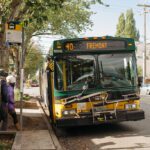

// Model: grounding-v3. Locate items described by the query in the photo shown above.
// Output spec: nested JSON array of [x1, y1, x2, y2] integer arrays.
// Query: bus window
[[55, 55, 95, 91]]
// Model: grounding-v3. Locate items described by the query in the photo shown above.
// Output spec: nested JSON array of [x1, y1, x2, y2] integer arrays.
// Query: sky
[[33, 0, 150, 53], [85, 0, 150, 38]]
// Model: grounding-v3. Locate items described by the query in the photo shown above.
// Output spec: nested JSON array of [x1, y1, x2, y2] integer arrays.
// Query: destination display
[[64, 40, 126, 51]]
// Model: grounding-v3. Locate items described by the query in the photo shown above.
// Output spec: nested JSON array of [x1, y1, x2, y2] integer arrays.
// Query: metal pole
[[20, 26, 24, 131], [143, 7, 147, 84]]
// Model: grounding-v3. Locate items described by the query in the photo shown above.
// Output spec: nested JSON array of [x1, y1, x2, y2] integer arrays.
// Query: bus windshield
[[98, 53, 137, 88], [54, 53, 137, 91]]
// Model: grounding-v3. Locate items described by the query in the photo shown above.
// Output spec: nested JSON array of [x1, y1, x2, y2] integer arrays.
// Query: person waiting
[[0, 69, 8, 131], [6, 75, 20, 130]]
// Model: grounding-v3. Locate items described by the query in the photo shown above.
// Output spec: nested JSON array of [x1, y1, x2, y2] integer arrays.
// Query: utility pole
[[137, 4, 150, 84]]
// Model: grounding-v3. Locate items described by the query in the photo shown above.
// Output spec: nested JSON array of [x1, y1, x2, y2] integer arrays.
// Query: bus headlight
[[70, 110, 76, 115], [63, 110, 69, 115], [62, 109, 76, 116], [125, 104, 137, 110]]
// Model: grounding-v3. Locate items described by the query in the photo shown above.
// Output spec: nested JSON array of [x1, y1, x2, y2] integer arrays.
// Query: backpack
[[0, 79, 8, 104], [0, 79, 2, 105], [0, 79, 7, 121], [0, 79, 2, 121]]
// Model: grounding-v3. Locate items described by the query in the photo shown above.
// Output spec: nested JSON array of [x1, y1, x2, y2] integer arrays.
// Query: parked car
[[140, 84, 150, 95], [31, 80, 39, 87]]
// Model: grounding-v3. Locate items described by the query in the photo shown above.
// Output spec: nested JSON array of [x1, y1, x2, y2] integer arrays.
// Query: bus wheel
[[53, 125, 67, 137]]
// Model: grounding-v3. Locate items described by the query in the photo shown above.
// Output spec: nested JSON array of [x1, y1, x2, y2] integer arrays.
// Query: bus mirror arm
[[64, 83, 88, 105], [64, 91, 108, 106], [81, 82, 88, 95]]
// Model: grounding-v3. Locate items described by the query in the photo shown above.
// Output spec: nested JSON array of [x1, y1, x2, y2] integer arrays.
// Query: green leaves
[[116, 13, 125, 37], [24, 46, 44, 78], [116, 9, 140, 41], [124, 9, 137, 39], [0, 0, 104, 38]]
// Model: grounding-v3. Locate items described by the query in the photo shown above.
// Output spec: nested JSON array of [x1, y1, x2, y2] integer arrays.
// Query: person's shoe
[[15, 123, 20, 131]]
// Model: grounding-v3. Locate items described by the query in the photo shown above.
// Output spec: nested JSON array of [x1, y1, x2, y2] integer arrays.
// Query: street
[[24, 87, 40, 97], [59, 95, 150, 150]]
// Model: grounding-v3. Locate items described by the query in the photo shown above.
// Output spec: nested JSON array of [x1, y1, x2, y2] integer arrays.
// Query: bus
[[40, 36, 145, 127]]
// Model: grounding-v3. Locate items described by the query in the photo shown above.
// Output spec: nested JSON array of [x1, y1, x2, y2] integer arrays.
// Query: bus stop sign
[[5, 21, 22, 44]]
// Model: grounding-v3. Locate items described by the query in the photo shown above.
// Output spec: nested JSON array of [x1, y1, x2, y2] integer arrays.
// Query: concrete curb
[[0, 131, 16, 134]]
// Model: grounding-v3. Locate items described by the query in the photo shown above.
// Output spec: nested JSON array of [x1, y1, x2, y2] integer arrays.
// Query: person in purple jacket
[[0, 69, 8, 131], [6, 75, 20, 130]]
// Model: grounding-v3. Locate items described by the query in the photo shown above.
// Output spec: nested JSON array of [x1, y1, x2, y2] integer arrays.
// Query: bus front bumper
[[55, 110, 145, 127]]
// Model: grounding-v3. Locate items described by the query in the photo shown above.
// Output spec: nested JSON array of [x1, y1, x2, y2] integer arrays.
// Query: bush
[[14, 88, 20, 101]]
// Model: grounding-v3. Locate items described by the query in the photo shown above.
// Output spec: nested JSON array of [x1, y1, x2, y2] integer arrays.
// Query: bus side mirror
[[138, 76, 142, 87], [48, 61, 54, 72], [46, 56, 54, 72]]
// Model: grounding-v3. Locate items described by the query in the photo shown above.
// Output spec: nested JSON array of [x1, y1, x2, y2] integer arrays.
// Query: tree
[[0, 0, 103, 38], [0, 0, 103, 69], [137, 66, 142, 76], [124, 9, 139, 40], [0, 0, 103, 87], [116, 9, 140, 41], [24, 46, 44, 79], [116, 13, 125, 37]]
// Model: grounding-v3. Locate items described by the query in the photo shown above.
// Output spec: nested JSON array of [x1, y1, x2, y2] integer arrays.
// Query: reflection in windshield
[[98, 53, 136, 88], [54, 53, 137, 91], [54, 55, 95, 91]]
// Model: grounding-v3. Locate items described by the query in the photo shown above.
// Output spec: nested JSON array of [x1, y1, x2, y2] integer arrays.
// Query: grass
[[14, 88, 31, 101], [14, 88, 20, 101], [23, 94, 31, 100], [0, 134, 15, 150]]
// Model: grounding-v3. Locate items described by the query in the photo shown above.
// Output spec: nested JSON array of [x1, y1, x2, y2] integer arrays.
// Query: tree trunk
[[0, 33, 9, 71], [15, 48, 20, 88], [9, 46, 21, 88]]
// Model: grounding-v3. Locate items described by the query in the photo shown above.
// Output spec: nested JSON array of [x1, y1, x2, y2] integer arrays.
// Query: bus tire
[[53, 125, 67, 137]]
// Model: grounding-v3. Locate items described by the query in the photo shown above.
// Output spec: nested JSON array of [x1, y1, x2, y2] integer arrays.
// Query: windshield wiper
[[56, 62, 63, 75], [100, 61, 104, 80], [122, 93, 140, 100]]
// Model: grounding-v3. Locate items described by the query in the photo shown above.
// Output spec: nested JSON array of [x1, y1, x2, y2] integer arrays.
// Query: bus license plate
[[77, 103, 86, 111]]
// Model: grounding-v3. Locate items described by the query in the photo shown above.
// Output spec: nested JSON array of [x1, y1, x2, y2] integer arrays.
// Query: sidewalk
[[12, 130, 56, 150], [11, 101, 62, 150]]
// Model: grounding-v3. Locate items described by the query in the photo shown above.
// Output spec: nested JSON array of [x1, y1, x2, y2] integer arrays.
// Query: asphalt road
[[24, 87, 40, 97], [59, 95, 150, 150]]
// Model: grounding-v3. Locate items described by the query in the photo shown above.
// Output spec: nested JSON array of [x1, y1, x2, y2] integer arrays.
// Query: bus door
[[47, 60, 55, 122]]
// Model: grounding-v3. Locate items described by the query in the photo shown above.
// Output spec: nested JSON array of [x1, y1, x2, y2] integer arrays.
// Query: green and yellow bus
[[40, 36, 145, 127]]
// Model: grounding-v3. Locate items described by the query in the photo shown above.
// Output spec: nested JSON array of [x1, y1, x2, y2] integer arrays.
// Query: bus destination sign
[[64, 40, 126, 51]]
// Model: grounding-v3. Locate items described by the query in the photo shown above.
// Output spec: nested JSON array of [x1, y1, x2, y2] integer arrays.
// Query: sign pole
[[20, 26, 24, 131]]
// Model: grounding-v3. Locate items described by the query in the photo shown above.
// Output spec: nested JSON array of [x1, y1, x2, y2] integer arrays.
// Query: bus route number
[[65, 43, 74, 51]]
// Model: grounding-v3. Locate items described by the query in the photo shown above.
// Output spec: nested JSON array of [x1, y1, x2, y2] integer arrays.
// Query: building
[[136, 42, 150, 78]]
